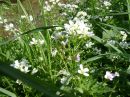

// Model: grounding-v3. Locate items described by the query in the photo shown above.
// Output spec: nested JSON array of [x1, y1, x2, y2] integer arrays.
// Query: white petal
[[79, 64, 83, 70], [84, 68, 89, 72], [78, 70, 82, 74], [83, 73, 89, 76]]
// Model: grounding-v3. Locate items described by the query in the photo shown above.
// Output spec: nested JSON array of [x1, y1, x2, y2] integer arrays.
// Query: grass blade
[[0, 87, 16, 97], [0, 63, 58, 97]]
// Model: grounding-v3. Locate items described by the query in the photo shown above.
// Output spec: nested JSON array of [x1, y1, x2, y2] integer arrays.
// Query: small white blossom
[[30, 38, 44, 45], [120, 31, 127, 41], [61, 39, 68, 46], [51, 48, 58, 57], [119, 41, 129, 49], [85, 41, 94, 48], [58, 69, 70, 76], [107, 40, 116, 45], [30, 38, 38, 45], [103, 1, 111, 6], [4, 23, 14, 31], [29, 15, 33, 21], [44, 1, 52, 12], [16, 79, 22, 85], [78, 64, 89, 76], [60, 76, 67, 84], [75, 53, 80, 62], [104, 71, 119, 81], [10, 59, 31, 73], [39, 39, 45, 45]]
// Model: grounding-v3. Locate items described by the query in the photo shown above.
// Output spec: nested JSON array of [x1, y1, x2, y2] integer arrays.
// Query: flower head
[[104, 71, 119, 81], [78, 64, 89, 76]]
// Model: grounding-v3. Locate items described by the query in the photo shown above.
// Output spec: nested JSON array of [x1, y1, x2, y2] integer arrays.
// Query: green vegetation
[[0, 0, 130, 97]]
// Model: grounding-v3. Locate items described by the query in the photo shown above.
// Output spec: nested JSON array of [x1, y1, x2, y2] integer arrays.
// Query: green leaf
[[105, 43, 123, 54], [82, 55, 103, 64], [127, 65, 130, 74], [0, 63, 58, 97], [91, 36, 103, 43], [0, 87, 16, 97]]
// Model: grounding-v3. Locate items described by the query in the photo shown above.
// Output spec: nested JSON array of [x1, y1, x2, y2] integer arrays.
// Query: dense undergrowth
[[0, 0, 130, 97]]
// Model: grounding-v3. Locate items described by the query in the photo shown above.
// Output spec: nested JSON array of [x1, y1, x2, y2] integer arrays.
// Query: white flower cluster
[[0, 16, 7, 24], [120, 31, 127, 41], [107, 40, 116, 45], [103, 1, 111, 7], [85, 41, 94, 48], [4, 23, 15, 31], [64, 19, 94, 37], [64, 11, 94, 37], [10, 59, 38, 74], [44, 0, 60, 12], [58, 69, 70, 84], [21, 15, 33, 21], [51, 48, 58, 57], [58, 3, 78, 12], [10, 59, 38, 84], [119, 41, 129, 49], [30, 38, 44, 45], [104, 71, 119, 81]]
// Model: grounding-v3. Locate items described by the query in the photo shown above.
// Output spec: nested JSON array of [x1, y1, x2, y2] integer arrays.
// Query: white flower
[[104, 71, 115, 81], [64, 19, 94, 37], [30, 38, 38, 45], [61, 39, 68, 46], [30, 38, 44, 45], [120, 31, 127, 41], [39, 39, 44, 45], [10, 60, 20, 69], [16, 79, 22, 85], [115, 72, 120, 77], [78, 64, 89, 76], [4, 23, 14, 31], [44, 1, 52, 12], [103, 1, 111, 6], [93, 47, 101, 54], [29, 15, 33, 21], [51, 48, 58, 57], [60, 76, 67, 84], [85, 41, 94, 48], [10, 59, 31, 73], [119, 41, 129, 49], [107, 40, 116, 45], [58, 69, 70, 76], [75, 53, 80, 62], [104, 71, 119, 81]]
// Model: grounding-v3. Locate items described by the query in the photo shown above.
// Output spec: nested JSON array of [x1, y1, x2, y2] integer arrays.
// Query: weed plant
[[0, 0, 130, 97]]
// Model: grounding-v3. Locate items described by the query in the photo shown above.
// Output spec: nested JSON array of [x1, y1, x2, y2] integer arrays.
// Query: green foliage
[[0, 0, 130, 97]]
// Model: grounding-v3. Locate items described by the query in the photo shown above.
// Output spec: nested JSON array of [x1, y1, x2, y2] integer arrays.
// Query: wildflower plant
[[0, 0, 130, 97]]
